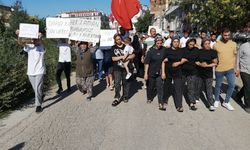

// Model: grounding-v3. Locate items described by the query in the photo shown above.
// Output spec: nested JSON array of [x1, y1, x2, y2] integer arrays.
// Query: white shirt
[[180, 37, 189, 48], [163, 38, 172, 48], [24, 44, 46, 76], [58, 43, 71, 62], [95, 48, 104, 59], [124, 44, 134, 55], [210, 41, 216, 49]]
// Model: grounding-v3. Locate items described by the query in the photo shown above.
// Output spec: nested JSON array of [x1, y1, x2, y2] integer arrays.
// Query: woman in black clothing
[[111, 34, 135, 106], [196, 39, 218, 111], [162, 38, 186, 112], [144, 36, 167, 111], [131, 35, 141, 76], [182, 38, 200, 111]]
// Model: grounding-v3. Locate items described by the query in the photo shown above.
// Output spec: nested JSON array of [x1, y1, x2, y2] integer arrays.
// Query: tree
[[135, 11, 153, 33], [101, 14, 110, 29], [180, 0, 250, 32]]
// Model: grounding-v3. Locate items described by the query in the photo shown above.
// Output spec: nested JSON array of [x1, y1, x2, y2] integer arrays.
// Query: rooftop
[[62, 10, 100, 14]]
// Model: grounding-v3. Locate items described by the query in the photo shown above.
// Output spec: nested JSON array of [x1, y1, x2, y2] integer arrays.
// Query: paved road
[[0, 75, 249, 150]]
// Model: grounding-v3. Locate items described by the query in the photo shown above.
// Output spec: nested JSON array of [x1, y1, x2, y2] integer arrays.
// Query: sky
[[1, 0, 150, 17]]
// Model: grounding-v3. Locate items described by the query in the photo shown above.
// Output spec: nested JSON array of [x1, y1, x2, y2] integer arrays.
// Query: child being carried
[[123, 37, 136, 79]]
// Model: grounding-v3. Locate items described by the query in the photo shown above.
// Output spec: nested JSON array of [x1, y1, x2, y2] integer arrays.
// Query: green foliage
[[0, 28, 32, 110], [135, 11, 153, 33], [180, 0, 250, 31], [101, 15, 110, 29], [0, 1, 59, 111]]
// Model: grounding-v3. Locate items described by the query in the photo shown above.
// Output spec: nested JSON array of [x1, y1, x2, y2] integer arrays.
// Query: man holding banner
[[56, 39, 72, 94], [73, 41, 95, 101], [16, 24, 45, 113]]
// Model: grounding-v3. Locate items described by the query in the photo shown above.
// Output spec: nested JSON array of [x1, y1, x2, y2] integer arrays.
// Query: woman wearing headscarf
[[196, 39, 218, 111], [182, 38, 200, 111], [74, 41, 95, 101], [144, 36, 167, 111], [162, 37, 186, 112]]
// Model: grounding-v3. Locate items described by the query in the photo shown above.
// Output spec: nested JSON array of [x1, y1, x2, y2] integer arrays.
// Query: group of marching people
[[140, 25, 250, 113], [16, 21, 250, 114]]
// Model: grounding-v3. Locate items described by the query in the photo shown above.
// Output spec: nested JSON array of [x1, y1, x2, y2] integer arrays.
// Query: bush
[[0, 1, 59, 111], [0, 28, 60, 111]]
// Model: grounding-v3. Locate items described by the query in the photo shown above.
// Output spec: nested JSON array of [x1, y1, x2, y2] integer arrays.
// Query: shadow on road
[[92, 80, 106, 98], [128, 78, 143, 100], [8, 142, 25, 150], [43, 85, 77, 110]]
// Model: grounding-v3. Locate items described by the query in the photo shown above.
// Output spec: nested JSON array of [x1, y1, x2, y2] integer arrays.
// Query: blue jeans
[[215, 69, 235, 103], [95, 59, 103, 79]]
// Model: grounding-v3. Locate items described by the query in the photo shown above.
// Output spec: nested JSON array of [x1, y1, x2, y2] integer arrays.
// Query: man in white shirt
[[17, 31, 46, 113], [210, 33, 217, 48], [56, 39, 72, 94], [180, 30, 190, 48], [144, 28, 157, 51]]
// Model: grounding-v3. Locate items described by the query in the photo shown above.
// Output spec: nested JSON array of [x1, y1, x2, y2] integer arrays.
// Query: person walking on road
[[111, 34, 135, 106], [162, 38, 186, 112], [144, 36, 167, 111], [213, 28, 239, 111], [196, 39, 218, 111], [74, 41, 95, 101], [17, 31, 45, 113], [182, 38, 200, 111], [236, 22, 250, 113], [56, 39, 72, 94]]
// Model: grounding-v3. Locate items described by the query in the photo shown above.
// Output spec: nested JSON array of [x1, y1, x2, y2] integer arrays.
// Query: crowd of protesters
[[16, 21, 250, 114]]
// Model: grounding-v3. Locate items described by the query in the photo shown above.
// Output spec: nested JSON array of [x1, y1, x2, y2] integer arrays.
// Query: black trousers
[[113, 69, 131, 100], [185, 75, 201, 104], [238, 72, 250, 108], [56, 62, 71, 89], [147, 76, 165, 104], [164, 78, 183, 108], [197, 77, 214, 107]]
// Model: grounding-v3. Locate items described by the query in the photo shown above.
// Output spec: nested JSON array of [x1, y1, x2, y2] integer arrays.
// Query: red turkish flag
[[111, 0, 141, 30]]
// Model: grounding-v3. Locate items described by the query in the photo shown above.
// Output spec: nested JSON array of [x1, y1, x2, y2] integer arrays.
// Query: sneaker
[[209, 106, 216, 111], [106, 84, 110, 89], [125, 72, 132, 79], [196, 99, 200, 103], [35, 106, 43, 113], [214, 101, 220, 108], [56, 88, 63, 94], [110, 85, 114, 91], [222, 102, 235, 111]]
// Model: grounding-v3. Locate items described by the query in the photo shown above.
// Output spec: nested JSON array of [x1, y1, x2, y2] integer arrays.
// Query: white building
[[58, 10, 101, 20]]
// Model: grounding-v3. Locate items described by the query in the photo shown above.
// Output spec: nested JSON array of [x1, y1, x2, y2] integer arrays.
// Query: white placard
[[19, 23, 39, 39], [100, 30, 117, 47], [69, 18, 101, 43], [46, 18, 70, 38]]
